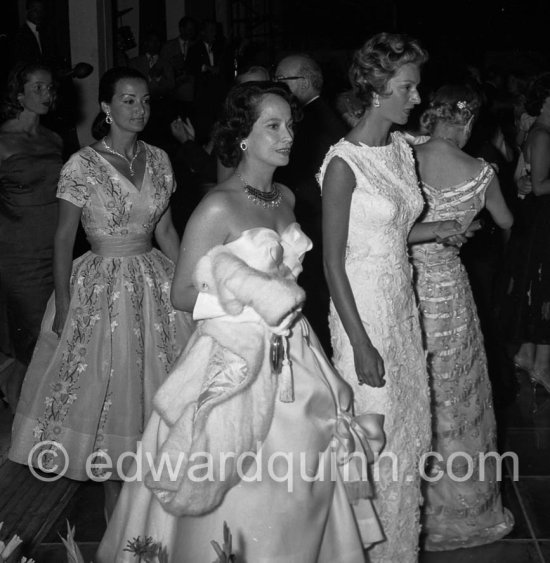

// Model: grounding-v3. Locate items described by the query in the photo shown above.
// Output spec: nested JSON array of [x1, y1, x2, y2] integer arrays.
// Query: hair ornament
[[456, 100, 468, 110]]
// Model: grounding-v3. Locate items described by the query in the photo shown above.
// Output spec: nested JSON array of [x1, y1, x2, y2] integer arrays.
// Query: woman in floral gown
[[412, 83, 514, 549], [9, 67, 193, 517], [319, 33, 471, 563]]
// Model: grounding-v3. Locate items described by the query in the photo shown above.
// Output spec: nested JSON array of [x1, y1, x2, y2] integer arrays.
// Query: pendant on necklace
[[102, 137, 141, 176]]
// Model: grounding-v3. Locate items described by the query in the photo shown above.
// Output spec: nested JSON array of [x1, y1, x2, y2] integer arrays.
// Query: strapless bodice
[[224, 222, 312, 279]]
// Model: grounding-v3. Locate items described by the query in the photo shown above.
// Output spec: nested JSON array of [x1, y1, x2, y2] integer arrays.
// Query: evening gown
[[96, 223, 385, 563], [318, 132, 431, 563], [0, 150, 62, 364], [9, 144, 193, 480], [411, 160, 514, 550], [501, 151, 550, 345]]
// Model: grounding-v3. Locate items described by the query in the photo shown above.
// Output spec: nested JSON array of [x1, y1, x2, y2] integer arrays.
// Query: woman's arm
[[530, 130, 550, 196], [408, 220, 468, 244], [52, 200, 82, 335], [154, 207, 180, 262], [485, 175, 514, 229], [322, 157, 384, 388], [170, 192, 230, 313]]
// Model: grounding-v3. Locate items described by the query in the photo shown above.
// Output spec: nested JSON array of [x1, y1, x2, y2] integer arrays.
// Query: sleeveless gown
[[318, 132, 431, 563], [96, 223, 385, 563], [0, 150, 62, 364], [9, 144, 194, 480], [410, 160, 514, 550]]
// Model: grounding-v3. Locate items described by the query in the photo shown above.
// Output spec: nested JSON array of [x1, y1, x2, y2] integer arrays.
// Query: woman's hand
[[271, 307, 302, 336], [434, 219, 481, 246], [52, 298, 69, 337], [353, 339, 385, 388], [517, 174, 532, 196], [170, 116, 195, 144]]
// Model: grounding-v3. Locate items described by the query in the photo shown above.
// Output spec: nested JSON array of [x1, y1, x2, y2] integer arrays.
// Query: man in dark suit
[[160, 16, 197, 117], [187, 20, 231, 143], [274, 53, 348, 356], [13, 0, 58, 67]]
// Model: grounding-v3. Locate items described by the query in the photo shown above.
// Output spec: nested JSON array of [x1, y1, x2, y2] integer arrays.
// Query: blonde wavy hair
[[350, 32, 428, 111]]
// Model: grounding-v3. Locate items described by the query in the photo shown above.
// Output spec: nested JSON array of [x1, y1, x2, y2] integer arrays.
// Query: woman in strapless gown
[[0, 63, 63, 410], [412, 83, 514, 550], [96, 81, 385, 563], [9, 68, 193, 517]]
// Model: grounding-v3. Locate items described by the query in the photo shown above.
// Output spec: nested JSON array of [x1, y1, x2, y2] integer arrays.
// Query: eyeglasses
[[274, 75, 304, 82], [28, 83, 55, 95]]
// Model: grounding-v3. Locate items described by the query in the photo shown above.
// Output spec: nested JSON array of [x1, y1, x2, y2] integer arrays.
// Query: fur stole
[[145, 244, 305, 515]]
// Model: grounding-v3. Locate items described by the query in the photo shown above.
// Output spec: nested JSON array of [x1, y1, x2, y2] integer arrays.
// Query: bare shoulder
[[426, 138, 481, 171], [277, 183, 295, 207], [188, 182, 239, 229]]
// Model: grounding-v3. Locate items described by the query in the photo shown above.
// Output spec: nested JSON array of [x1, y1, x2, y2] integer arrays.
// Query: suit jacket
[[13, 22, 57, 66], [277, 96, 347, 202], [129, 54, 175, 99], [186, 40, 229, 80], [160, 38, 195, 102], [275, 96, 346, 357]]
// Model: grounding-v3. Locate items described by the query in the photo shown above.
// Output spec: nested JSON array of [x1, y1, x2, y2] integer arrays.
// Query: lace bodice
[[319, 131, 425, 324], [319, 132, 423, 264]]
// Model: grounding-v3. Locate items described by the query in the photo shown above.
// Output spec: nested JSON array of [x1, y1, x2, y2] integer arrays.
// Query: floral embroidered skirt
[[9, 248, 194, 481]]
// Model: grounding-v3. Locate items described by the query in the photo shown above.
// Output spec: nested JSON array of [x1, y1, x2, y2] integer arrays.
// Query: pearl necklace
[[236, 172, 282, 208], [102, 137, 141, 176]]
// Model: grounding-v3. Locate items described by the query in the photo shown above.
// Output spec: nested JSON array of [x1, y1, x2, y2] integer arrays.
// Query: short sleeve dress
[[9, 143, 195, 480]]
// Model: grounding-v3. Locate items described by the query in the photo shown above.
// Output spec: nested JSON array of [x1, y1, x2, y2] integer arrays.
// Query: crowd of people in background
[[1, 1, 550, 562]]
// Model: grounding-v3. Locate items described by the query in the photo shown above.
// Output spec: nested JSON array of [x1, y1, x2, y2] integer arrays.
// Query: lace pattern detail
[[319, 132, 431, 562]]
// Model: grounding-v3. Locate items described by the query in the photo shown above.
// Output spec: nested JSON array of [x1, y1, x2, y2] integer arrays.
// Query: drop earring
[[372, 94, 380, 108], [105, 112, 113, 125], [240, 140, 248, 151]]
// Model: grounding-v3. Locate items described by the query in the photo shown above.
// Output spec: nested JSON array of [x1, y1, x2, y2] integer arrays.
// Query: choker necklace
[[102, 137, 141, 176], [236, 172, 282, 208]]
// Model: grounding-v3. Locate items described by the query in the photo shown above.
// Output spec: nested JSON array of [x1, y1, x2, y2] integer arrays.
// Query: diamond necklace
[[102, 137, 141, 176], [236, 172, 282, 208]]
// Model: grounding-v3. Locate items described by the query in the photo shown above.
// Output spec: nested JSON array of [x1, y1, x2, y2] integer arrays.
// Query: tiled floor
[[418, 371, 550, 563], [1, 370, 549, 562]]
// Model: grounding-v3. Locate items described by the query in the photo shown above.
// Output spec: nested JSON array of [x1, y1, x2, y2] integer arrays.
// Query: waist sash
[[88, 234, 153, 257]]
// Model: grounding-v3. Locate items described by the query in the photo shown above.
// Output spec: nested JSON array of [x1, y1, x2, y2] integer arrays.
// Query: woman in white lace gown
[[319, 33, 470, 562], [97, 82, 385, 563]]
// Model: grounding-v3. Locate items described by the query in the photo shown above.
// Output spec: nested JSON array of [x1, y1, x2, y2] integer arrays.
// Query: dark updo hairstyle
[[524, 72, 550, 117], [91, 66, 148, 140], [0, 62, 55, 122], [350, 32, 428, 111], [420, 83, 483, 135], [213, 81, 300, 168]]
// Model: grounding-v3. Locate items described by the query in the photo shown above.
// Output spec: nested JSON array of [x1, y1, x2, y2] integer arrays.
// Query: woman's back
[[415, 137, 484, 189]]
